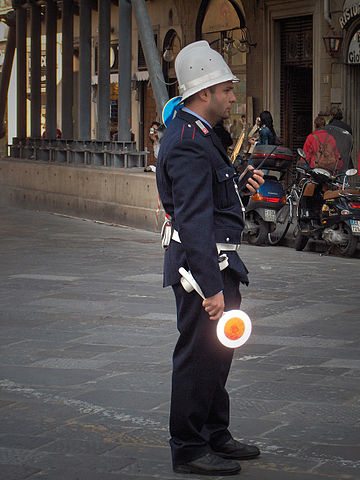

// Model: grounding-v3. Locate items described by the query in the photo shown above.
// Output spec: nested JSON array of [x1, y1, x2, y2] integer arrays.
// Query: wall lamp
[[163, 30, 181, 63], [163, 46, 175, 63], [223, 27, 257, 55], [323, 31, 343, 57]]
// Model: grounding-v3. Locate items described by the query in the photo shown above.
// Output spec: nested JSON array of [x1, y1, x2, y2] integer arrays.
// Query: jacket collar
[[176, 109, 231, 165], [176, 108, 206, 128]]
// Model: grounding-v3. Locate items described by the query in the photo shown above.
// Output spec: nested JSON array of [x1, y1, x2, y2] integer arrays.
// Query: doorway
[[280, 16, 313, 153]]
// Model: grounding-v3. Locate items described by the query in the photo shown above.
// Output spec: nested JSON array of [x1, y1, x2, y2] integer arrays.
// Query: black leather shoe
[[211, 438, 260, 460], [173, 453, 241, 476]]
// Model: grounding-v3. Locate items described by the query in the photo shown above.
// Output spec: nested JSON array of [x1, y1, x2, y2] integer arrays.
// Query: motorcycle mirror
[[345, 168, 358, 177], [297, 148, 306, 159]]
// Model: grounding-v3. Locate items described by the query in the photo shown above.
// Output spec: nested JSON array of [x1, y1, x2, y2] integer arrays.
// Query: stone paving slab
[[0, 434, 56, 451], [0, 465, 41, 480], [0, 205, 359, 480], [262, 401, 360, 426], [236, 380, 357, 403], [265, 422, 360, 446], [0, 366, 105, 387]]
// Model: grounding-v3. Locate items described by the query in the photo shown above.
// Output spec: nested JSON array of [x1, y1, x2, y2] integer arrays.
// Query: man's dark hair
[[314, 116, 325, 129], [259, 110, 277, 139], [330, 106, 343, 120]]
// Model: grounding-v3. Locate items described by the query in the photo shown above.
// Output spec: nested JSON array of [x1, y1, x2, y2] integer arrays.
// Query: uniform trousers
[[170, 267, 241, 466]]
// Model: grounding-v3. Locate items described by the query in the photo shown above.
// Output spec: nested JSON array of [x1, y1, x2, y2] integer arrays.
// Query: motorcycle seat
[[323, 189, 360, 200]]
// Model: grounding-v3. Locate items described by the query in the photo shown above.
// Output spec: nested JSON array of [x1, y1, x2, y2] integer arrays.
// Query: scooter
[[295, 150, 360, 256], [243, 145, 293, 245]]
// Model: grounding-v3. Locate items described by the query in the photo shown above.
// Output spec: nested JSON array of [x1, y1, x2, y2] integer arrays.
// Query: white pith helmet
[[175, 40, 239, 102]]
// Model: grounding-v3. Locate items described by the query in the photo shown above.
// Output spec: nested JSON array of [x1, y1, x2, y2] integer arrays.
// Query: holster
[[160, 217, 174, 249]]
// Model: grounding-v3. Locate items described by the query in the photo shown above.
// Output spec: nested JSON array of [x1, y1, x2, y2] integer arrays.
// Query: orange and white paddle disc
[[216, 310, 252, 349]]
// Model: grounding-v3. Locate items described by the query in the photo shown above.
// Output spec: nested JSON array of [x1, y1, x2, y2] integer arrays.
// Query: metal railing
[[8, 137, 148, 168]]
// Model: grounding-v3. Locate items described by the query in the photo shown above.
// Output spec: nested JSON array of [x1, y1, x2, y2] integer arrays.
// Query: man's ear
[[198, 88, 210, 102]]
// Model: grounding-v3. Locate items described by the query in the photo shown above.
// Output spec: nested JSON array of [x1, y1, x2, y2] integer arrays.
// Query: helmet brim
[[180, 74, 239, 102]]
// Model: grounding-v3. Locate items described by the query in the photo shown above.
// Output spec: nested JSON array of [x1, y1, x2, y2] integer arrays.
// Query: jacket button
[[225, 173, 229, 178], [226, 237, 230, 242]]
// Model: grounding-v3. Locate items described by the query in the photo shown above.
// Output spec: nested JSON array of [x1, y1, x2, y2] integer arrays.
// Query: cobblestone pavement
[[0, 205, 359, 480]]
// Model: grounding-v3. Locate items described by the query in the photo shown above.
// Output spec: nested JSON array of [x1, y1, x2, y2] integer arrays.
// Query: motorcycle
[[242, 144, 293, 245], [294, 150, 360, 256]]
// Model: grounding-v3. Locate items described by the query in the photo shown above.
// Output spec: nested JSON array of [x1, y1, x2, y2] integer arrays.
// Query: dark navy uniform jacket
[[156, 109, 248, 299]]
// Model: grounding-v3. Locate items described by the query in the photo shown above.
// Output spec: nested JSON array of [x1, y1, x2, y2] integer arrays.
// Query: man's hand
[[245, 167, 264, 194], [202, 291, 224, 321]]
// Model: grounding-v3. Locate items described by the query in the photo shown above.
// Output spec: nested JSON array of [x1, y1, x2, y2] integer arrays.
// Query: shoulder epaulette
[[179, 119, 211, 141], [195, 119, 210, 136], [180, 122, 197, 141]]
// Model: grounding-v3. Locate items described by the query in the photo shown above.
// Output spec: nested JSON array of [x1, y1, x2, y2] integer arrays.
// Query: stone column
[[15, 3, 27, 139], [30, 1, 41, 138], [118, 0, 132, 141], [79, 0, 92, 140], [45, 0, 57, 139], [97, 0, 111, 141], [61, 0, 74, 139], [0, 12, 16, 139]]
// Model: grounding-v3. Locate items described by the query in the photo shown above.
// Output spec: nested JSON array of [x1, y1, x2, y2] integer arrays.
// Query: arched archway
[[196, 0, 248, 142], [196, 0, 246, 39]]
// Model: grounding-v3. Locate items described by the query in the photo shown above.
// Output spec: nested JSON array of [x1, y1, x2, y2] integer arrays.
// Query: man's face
[[207, 81, 237, 124], [149, 124, 159, 140]]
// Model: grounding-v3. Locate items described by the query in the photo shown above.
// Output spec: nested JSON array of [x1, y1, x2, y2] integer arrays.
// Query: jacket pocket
[[214, 166, 236, 209]]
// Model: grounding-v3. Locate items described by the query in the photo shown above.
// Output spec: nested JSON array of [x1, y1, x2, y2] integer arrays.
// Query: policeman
[[156, 41, 264, 476]]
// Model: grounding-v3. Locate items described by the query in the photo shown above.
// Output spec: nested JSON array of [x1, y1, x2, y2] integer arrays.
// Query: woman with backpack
[[302, 116, 340, 172]]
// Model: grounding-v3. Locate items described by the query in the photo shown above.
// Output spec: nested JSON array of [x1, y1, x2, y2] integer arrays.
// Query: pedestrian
[[256, 110, 279, 145], [328, 105, 352, 135], [213, 119, 233, 151], [42, 127, 62, 139], [245, 116, 261, 154], [240, 114, 247, 129], [302, 115, 340, 170], [230, 118, 241, 141], [156, 40, 264, 476], [144, 121, 161, 172]]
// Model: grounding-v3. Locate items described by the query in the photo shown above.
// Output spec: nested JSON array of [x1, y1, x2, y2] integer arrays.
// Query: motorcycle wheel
[[294, 231, 309, 251], [337, 224, 358, 257], [247, 213, 269, 246]]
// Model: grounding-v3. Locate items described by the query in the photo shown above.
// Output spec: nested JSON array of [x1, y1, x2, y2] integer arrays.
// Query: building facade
[[0, 0, 358, 164], [132, 0, 359, 160]]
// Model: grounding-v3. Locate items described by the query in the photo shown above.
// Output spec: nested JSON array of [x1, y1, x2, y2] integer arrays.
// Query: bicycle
[[267, 176, 304, 245]]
